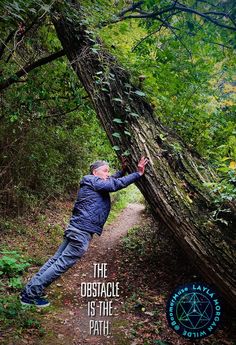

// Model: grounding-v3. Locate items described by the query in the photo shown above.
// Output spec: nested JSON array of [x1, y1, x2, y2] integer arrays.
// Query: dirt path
[[36, 203, 145, 345]]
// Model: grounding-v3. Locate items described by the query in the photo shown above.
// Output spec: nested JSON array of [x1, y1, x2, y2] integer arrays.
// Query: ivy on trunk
[[52, 2, 236, 308]]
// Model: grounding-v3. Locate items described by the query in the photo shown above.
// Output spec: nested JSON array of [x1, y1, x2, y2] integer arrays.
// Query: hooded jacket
[[67, 170, 141, 236]]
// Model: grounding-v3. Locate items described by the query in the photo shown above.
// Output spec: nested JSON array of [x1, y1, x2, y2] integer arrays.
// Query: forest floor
[[1, 201, 236, 345]]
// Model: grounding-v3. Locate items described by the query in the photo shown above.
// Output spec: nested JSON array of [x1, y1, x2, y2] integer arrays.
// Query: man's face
[[93, 165, 110, 180]]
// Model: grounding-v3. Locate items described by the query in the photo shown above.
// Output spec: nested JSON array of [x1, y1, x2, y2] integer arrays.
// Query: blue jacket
[[68, 171, 141, 236]]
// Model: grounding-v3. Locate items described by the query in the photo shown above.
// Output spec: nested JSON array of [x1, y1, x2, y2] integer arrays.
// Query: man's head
[[90, 160, 110, 180]]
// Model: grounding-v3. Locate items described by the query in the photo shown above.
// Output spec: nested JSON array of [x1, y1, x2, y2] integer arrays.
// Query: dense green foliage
[[0, 1, 114, 214], [0, 0, 235, 214], [0, 250, 42, 334]]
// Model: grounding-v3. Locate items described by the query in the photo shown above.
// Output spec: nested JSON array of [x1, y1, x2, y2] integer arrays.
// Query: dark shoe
[[20, 294, 50, 308]]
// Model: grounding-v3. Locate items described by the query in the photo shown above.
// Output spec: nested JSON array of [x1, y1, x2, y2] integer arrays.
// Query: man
[[20, 156, 148, 307]]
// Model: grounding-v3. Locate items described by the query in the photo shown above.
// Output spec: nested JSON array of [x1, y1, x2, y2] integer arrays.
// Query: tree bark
[[52, 4, 236, 308]]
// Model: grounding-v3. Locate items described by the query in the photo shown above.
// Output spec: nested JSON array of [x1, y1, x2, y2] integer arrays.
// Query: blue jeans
[[22, 229, 92, 298]]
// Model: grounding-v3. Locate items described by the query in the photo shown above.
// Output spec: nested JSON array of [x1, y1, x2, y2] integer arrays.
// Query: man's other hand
[[137, 156, 149, 175], [121, 156, 127, 173]]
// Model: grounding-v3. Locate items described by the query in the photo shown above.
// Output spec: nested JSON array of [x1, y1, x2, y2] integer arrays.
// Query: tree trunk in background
[[52, 3, 236, 308]]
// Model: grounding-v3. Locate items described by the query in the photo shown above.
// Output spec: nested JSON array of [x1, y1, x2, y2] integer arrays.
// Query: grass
[[107, 184, 143, 224]]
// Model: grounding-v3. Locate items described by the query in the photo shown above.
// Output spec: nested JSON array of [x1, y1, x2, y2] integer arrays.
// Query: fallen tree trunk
[[52, 3, 236, 308]]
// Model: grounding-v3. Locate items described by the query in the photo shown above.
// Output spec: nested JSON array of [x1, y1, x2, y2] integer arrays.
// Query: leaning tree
[[52, 0, 236, 308], [0, 0, 235, 308]]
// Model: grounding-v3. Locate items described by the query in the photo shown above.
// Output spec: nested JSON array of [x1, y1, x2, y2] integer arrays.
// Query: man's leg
[[21, 236, 70, 297], [32, 237, 70, 278], [23, 231, 92, 298]]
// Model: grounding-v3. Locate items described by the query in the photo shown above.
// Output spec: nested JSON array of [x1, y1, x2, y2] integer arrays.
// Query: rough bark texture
[[52, 4, 236, 308]]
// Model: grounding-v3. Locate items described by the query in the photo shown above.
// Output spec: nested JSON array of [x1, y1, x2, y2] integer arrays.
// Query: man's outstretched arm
[[92, 157, 148, 192]]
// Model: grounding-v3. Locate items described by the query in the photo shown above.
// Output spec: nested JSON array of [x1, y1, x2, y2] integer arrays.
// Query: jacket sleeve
[[111, 170, 124, 179], [92, 172, 141, 192]]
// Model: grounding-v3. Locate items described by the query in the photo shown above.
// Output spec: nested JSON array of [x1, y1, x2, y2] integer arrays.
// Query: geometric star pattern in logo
[[176, 293, 213, 330], [166, 282, 222, 339]]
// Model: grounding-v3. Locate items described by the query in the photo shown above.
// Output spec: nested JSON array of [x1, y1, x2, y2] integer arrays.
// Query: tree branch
[[35, 104, 82, 120], [131, 11, 181, 51], [100, 0, 236, 32], [0, 49, 65, 92], [119, 0, 143, 17], [132, 24, 165, 52], [175, 2, 236, 31], [159, 17, 193, 59], [4, 15, 45, 63]]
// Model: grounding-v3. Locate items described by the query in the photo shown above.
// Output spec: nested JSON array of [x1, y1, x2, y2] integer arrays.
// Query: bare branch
[[119, 0, 144, 17], [0, 49, 65, 92], [5, 16, 45, 63], [100, 0, 236, 32], [131, 11, 181, 51], [159, 17, 193, 59], [35, 104, 82, 120], [175, 2, 236, 31]]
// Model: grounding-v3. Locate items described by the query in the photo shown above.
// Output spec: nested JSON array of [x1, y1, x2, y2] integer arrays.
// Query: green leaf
[[112, 132, 121, 138], [133, 90, 146, 97], [112, 98, 123, 103], [85, 30, 95, 35], [159, 133, 166, 141], [91, 48, 99, 54], [88, 38, 96, 44], [130, 112, 139, 117], [112, 145, 120, 151], [122, 150, 131, 156], [124, 130, 131, 136], [113, 118, 123, 124], [41, 4, 51, 12]]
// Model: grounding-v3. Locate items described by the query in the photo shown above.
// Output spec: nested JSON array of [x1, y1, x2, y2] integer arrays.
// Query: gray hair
[[90, 160, 109, 174]]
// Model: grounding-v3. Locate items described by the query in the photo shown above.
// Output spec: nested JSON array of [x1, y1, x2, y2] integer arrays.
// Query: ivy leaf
[[159, 133, 166, 141], [130, 112, 139, 117], [122, 150, 131, 156], [41, 4, 51, 12], [85, 30, 95, 35], [91, 48, 99, 54], [113, 118, 123, 124], [112, 145, 120, 151], [112, 132, 121, 138], [87, 38, 96, 44], [133, 90, 146, 97], [124, 130, 131, 136], [112, 98, 123, 103], [124, 83, 132, 88]]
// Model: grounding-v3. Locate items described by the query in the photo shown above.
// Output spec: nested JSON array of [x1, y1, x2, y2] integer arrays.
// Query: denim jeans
[[22, 229, 92, 298]]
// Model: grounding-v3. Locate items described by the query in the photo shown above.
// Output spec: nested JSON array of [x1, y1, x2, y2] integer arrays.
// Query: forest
[[0, 0, 235, 344]]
